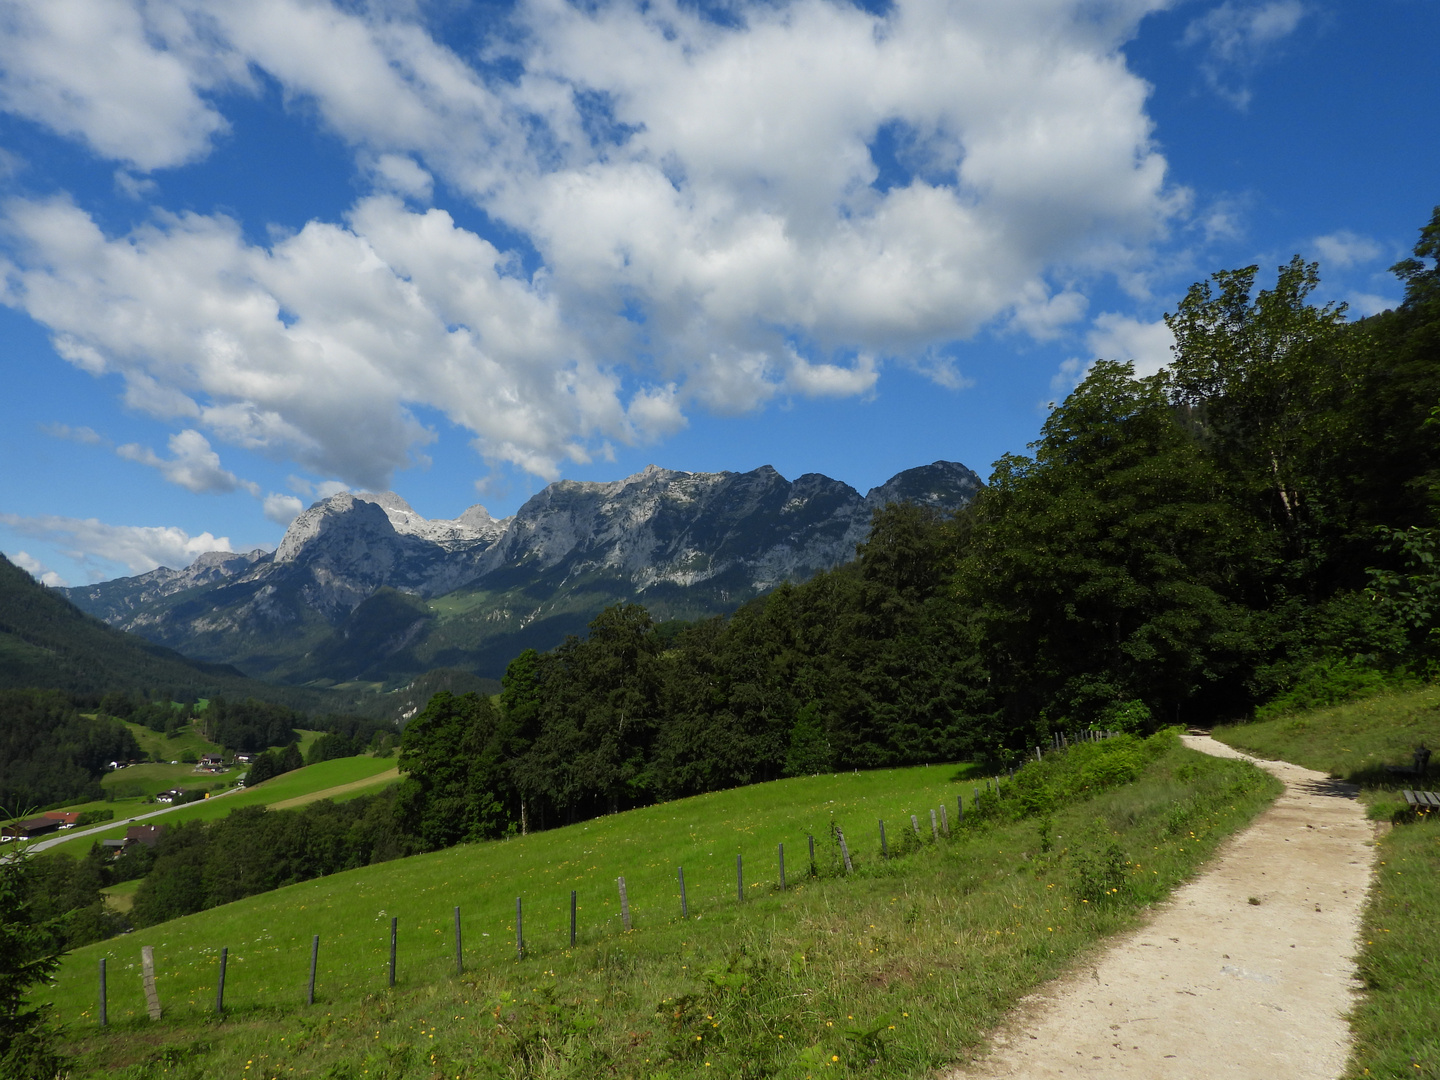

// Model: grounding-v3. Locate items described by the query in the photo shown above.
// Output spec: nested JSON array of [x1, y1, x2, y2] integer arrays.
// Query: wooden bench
[[1403, 790, 1440, 810]]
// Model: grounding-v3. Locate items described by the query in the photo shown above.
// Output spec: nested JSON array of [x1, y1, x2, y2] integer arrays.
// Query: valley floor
[[948, 734, 1376, 1080]]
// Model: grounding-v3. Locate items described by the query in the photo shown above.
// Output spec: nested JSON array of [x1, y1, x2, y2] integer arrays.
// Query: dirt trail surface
[[948, 734, 1378, 1080], [267, 766, 400, 810]]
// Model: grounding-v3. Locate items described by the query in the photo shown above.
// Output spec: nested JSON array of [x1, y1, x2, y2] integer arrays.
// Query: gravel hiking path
[[946, 733, 1379, 1080]]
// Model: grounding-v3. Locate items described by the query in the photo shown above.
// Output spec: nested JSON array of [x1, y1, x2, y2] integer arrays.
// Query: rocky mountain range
[[62, 460, 981, 686]]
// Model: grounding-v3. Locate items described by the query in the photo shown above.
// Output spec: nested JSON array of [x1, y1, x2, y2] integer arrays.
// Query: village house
[[1, 817, 63, 841], [124, 824, 165, 848]]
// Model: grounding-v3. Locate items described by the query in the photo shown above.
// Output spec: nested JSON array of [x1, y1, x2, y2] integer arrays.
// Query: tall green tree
[[513, 604, 662, 823], [1164, 255, 1354, 556], [0, 844, 63, 1077], [957, 362, 1265, 736], [395, 691, 518, 849]]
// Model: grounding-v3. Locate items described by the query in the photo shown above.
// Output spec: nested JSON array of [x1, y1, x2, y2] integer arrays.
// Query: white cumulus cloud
[[1183, 1, 1306, 109], [1312, 230, 1382, 269], [1087, 313, 1176, 378], [0, 512, 235, 575], [262, 492, 305, 526], [1051, 312, 1175, 393], [8, 549, 66, 586], [0, 0, 1187, 487], [0, 0, 240, 170], [116, 428, 260, 495]]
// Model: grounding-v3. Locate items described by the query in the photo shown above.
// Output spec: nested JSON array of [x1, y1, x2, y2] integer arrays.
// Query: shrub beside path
[[949, 733, 1378, 1080]]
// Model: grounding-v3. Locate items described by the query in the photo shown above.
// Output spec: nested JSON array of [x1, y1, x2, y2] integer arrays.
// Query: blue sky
[[1, 0, 1435, 587]]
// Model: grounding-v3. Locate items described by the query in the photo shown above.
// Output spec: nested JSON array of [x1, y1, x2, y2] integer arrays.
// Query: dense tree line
[[128, 791, 407, 927], [396, 207, 1440, 847], [0, 689, 141, 810], [202, 696, 303, 751]]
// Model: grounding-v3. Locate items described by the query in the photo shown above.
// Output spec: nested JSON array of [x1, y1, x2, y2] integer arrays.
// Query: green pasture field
[[41, 756, 400, 859], [101, 878, 142, 915], [120, 719, 224, 764], [101, 762, 231, 799], [1214, 687, 1440, 1078], [295, 728, 325, 759], [50, 734, 1278, 1080]]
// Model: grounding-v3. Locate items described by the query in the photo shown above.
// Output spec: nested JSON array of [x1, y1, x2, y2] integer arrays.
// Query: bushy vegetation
[[201, 696, 303, 752]]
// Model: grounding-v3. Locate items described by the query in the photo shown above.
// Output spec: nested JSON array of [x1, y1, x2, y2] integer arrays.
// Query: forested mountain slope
[[0, 554, 341, 713]]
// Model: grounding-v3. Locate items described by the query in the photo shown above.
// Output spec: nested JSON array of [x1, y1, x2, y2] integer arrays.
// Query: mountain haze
[[63, 461, 981, 685]]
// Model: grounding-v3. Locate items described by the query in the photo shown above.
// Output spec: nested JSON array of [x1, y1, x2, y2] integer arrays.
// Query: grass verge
[[1211, 686, 1440, 788], [1349, 820, 1440, 1078], [49, 731, 1276, 1080], [1214, 686, 1440, 1079]]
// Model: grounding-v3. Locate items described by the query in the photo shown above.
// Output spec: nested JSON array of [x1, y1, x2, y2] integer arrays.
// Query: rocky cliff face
[[64, 548, 269, 625], [63, 460, 981, 682]]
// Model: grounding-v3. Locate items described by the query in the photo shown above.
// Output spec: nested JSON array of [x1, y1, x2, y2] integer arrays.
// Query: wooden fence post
[[618, 877, 631, 931], [389, 917, 397, 988], [570, 891, 577, 947], [957, 794, 964, 821], [678, 867, 688, 918], [308, 935, 319, 1005], [98, 958, 106, 1028], [736, 854, 744, 901], [930, 809, 938, 840], [879, 819, 887, 858], [778, 843, 785, 890], [215, 947, 227, 1014], [911, 814, 921, 837], [141, 945, 161, 1021], [807, 834, 816, 876], [836, 827, 853, 873], [939, 803, 949, 835]]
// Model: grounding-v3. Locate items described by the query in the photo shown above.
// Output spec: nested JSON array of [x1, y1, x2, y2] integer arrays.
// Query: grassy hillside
[[120, 719, 224, 764], [100, 761, 232, 800], [1212, 686, 1440, 786], [48, 733, 1277, 1079], [1213, 688, 1440, 1078]]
